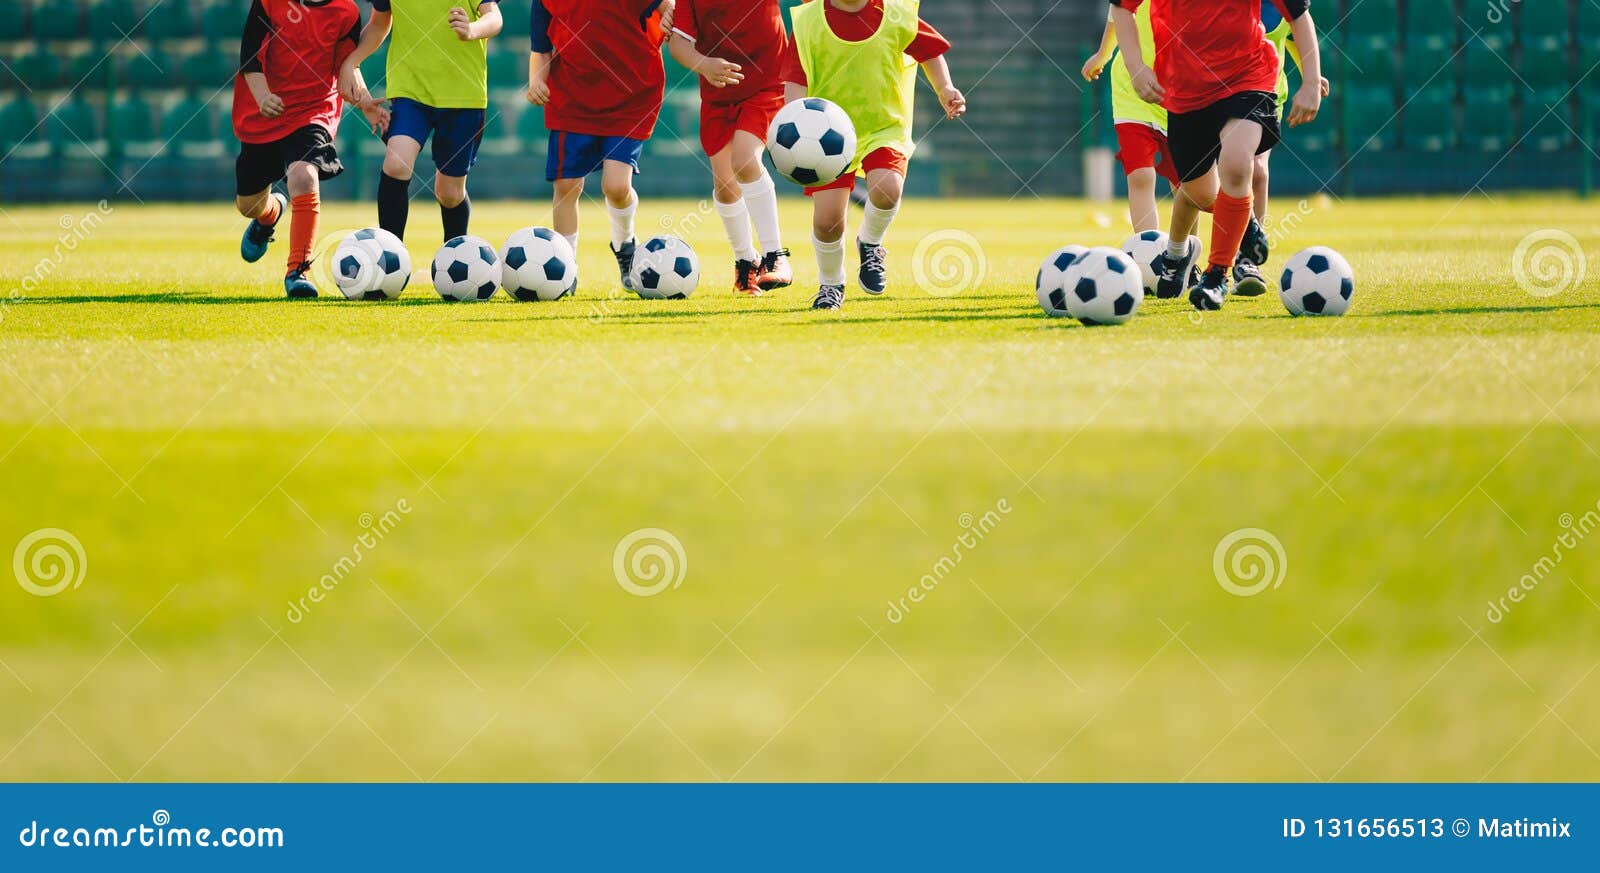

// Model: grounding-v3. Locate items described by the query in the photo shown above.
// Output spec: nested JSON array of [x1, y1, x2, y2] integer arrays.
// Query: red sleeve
[[905, 18, 949, 63], [672, 0, 698, 41], [1272, 0, 1309, 20], [781, 37, 806, 85]]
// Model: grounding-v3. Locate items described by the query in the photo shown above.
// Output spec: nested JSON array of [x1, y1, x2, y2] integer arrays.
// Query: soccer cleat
[[1239, 214, 1270, 267], [1154, 235, 1201, 299], [811, 284, 844, 310], [857, 239, 887, 295], [1231, 259, 1269, 297], [757, 248, 793, 290], [733, 258, 762, 296], [1188, 264, 1230, 311], [284, 261, 318, 299], [240, 192, 287, 263], [612, 239, 637, 292]]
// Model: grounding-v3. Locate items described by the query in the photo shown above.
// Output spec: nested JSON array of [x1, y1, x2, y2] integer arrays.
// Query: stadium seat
[[180, 47, 236, 89], [1584, 42, 1600, 100], [0, 54, 24, 92], [1524, 89, 1575, 151], [478, 100, 519, 155], [1404, 0, 1458, 50], [144, 0, 197, 44], [1581, 2, 1600, 48], [516, 102, 547, 158], [33, 0, 84, 41], [1340, 0, 1399, 47], [160, 91, 222, 157], [1346, 41, 1399, 92], [67, 48, 115, 89], [200, 1, 240, 44], [500, 1, 530, 40], [360, 43, 388, 94], [48, 96, 104, 156], [1342, 86, 1397, 152], [88, 0, 144, 42], [16, 50, 65, 90], [1521, 43, 1571, 93], [0, 96, 47, 157], [487, 46, 522, 94], [1462, 35, 1512, 93], [1518, 0, 1570, 52], [119, 47, 170, 90], [0, 0, 29, 40], [1401, 87, 1457, 151], [108, 91, 157, 153], [1462, 87, 1513, 150], [1401, 42, 1454, 91]]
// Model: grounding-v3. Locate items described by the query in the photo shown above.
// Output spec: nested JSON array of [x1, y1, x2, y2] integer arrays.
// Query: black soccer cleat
[[1231, 259, 1268, 297], [1189, 264, 1230, 311], [612, 239, 637, 292], [1239, 214, 1270, 267], [857, 239, 887, 295], [283, 261, 318, 299], [1154, 235, 1201, 300], [811, 284, 844, 310]]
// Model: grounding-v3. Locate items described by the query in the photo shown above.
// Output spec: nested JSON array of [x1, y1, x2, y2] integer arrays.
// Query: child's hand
[[696, 56, 744, 89], [657, 0, 675, 33], [339, 66, 371, 108], [1130, 64, 1164, 103], [939, 85, 966, 120], [1288, 82, 1321, 127], [1318, 76, 1331, 98], [448, 6, 474, 40], [1081, 51, 1110, 82], [526, 66, 550, 105], [255, 90, 285, 118], [360, 99, 391, 136]]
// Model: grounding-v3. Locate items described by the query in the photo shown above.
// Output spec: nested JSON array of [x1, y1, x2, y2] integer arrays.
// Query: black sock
[[378, 172, 410, 239], [441, 196, 471, 241]]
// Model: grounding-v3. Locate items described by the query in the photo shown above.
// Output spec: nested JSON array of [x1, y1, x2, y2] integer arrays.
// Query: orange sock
[[1208, 191, 1253, 270], [256, 195, 282, 227], [286, 192, 319, 274]]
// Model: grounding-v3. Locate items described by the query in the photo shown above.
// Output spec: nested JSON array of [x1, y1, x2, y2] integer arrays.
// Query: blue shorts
[[385, 97, 485, 178], [545, 131, 645, 182]]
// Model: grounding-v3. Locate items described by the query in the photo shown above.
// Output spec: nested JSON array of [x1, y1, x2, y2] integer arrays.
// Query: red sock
[[1208, 191, 1253, 270], [256, 195, 282, 227], [286, 192, 319, 274]]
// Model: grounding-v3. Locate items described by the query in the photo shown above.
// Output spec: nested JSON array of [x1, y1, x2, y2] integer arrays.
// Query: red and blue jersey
[[531, 0, 667, 139], [1110, 0, 1308, 114]]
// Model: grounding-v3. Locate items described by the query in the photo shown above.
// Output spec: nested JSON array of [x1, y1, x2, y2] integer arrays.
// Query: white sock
[[858, 200, 899, 246], [814, 234, 846, 286], [714, 197, 758, 263], [741, 170, 782, 254], [563, 233, 579, 253], [607, 192, 637, 250], [1166, 237, 1188, 259]]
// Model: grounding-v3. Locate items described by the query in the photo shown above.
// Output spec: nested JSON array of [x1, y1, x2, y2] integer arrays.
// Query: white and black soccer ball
[[1035, 245, 1089, 318], [630, 236, 700, 299], [431, 235, 501, 302], [332, 232, 382, 300], [1279, 246, 1355, 317], [1062, 246, 1143, 326], [500, 227, 577, 302], [767, 97, 857, 188], [1120, 229, 1169, 294]]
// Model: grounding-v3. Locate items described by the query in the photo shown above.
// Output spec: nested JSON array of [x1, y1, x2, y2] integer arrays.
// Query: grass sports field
[[1, 194, 1598, 782]]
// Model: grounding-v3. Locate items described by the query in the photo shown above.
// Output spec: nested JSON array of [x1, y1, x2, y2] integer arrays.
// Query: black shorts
[[1166, 90, 1281, 183], [234, 124, 344, 196]]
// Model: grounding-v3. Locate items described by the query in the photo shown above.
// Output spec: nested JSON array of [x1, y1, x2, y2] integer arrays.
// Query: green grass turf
[[1, 194, 1599, 781]]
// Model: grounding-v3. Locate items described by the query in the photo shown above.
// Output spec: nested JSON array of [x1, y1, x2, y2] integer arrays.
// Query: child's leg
[[709, 143, 758, 264], [1207, 119, 1262, 270], [1126, 167, 1160, 233], [283, 160, 319, 274], [1252, 150, 1271, 221], [236, 188, 276, 221], [811, 188, 850, 286], [435, 172, 470, 240], [552, 177, 584, 252], [379, 136, 422, 240], [600, 159, 637, 251], [859, 167, 903, 245], [731, 131, 782, 256], [1168, 172, 1213, 256]]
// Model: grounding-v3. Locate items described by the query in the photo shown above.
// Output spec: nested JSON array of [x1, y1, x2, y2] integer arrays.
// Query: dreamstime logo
[[13, 528, 88, 597], [1213, 528, 1287, 597], [887, 498, 1013, 623], [285, 498, 412, 623], [1487, 501, 1600, 623], [911, 229, 988, 297], [1485, 0, 1521, 25], [613, 528, 687, 596], [1511, 229, 1585, 298], [12, 201, 114, 307]]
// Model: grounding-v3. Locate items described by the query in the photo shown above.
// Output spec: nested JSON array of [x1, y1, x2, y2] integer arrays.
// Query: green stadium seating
[[516, 102, 547, 156], [0, 0, 30, 39], [1341, 0, 1399, 47], [1462, 35, 1511, 91], [487, 46, 521, 93], [200, 1, 240, 44], [33, 0, 84, 41], [0, 96, 38, 147], [1462, 87, 1513, 150], [1521, 44, 1570, 92], [17, 50, 65, 90], [108, 91, 156, 144], [67, 48, 115, 90], [1343, 86, 1397, 152], [0, 55, 25, 92], [161, 91, 221, 157], [1518, 1, 1570, 51], [500, 1, 530, 39], [49, 96, 103, 155], [1525, 89, 1575, 151], [359, 43, 388, 93], [145, 0, 197, 43], [1401, 42, 1454, 90], [1402, 87, 1456, 151], [1404, 0, 1457, 50], [1581, 1, 1600, 47], [88, 0, 144, 42], [1584, 42, 1600, 99], [1346, 40, 1399, 92], [120, 47, 171, 90], [180, 47, 235, 89]]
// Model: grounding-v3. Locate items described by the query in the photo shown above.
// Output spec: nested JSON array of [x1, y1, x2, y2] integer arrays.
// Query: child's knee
[[1126, 167, 1157, 193], [731, 151, 764, 182], [553, 178, 584, 201], [813, 215, 845, 241], [284, 162, 318, 194], [867, 176, 902, 210], [600, 176, 633, 206], [381, 151, 414, 180], [235, 194, 265, 217], [434, 176, 467, 207], [713, 178, 741, 204]]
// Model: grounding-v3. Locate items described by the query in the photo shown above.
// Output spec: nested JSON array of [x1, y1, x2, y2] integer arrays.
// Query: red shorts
[[700, 88, 786, 155], [1114, 122, 1179, 185], [804, 147, 909, 196]]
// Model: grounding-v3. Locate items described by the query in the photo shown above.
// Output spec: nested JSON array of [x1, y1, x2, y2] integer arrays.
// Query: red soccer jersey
[[1112, 0, 1308, 115], [780, 0, 951, 86], [539, 0, 668, 140], [231, 0, 360, 144], [673, 0, 789, 106]]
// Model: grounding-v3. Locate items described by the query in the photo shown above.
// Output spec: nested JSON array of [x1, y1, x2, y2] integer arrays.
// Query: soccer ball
[[1035, 245, 1089, 318], [767, 97, 857, 188], [1120, 229, 1169, 294], [1279, 246, 1355, 317], [1062, 246, 1143, 326], [333, 228, 410, 300], [431, 235, 500, 302], [500, 227, 576, 302], [630, 236, 700, 299]]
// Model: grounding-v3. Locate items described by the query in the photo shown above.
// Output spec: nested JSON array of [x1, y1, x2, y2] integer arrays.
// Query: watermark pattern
[[1213, 528, 1287, 597], [911, 229, 988, 298], [1487, 502, 1599, 623], [286, 499, 413, 624], [10, 201, 114, 310], [1511, 229, 1585, 298], [613, 528, 687, 597], [13, 528, 87, 597], [887, 498, 1013, 623], [17, 809, 285, 849]]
